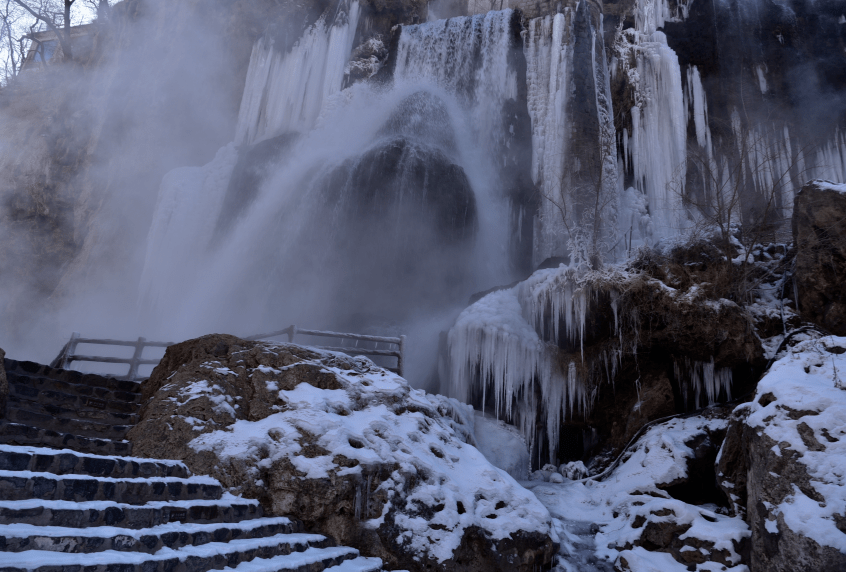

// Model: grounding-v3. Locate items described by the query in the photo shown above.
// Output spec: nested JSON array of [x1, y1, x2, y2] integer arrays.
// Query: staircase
[[0, 358, 382, 572]]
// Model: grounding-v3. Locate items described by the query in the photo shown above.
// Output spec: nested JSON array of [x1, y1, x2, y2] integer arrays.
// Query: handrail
[[50, 333, 175, 382], [51, 325, 407, 380], [246, 325, 406, 376]]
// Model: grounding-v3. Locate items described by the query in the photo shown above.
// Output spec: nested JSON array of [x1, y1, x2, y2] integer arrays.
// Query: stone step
[[0, 516, 301, 553], [0, 469, 222, 503], [215, 548, 378, 572], [5, 409, 131, 441], [0, 421, 133, 456], [4, 360, 142, 395], [0, 495, 263, 528], [0, 444, 189, 479], [0, 532, 343, 572], [229, 554, 384, 572], [7, 393, 139, 426], [9, 381, 139, 415], [6, 371, 141, 406], [322, 557, 384, 572]]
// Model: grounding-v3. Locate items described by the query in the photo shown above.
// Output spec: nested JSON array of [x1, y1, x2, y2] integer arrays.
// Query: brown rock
[[129, 334, 556, 572], [793, 180, 846, 335]]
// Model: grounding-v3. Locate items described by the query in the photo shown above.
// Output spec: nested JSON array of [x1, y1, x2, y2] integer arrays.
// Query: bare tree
[[11, 0, 78, 61], [672, 119, 813, 303], [537, 144, 619, 270]]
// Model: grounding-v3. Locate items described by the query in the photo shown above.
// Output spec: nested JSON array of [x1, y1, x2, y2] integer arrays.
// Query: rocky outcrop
[[129, 334, 556, 572], [717, 335, 846, 572], [793, 180, 846, 336]]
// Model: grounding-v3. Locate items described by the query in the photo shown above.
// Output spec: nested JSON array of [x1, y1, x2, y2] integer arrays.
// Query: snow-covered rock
[[128, 334, 556, 572], [559, 460, 588, 480], [526, 411, 750, 571], [717, 335, 846, 571]]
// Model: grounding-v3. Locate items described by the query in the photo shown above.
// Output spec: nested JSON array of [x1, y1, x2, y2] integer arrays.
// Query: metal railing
[[50, 333, 174, 382], [245, 326, 406, 376], [51, 325, 406, 381]]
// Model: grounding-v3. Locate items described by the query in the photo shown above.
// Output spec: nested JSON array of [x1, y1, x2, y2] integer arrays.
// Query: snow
[[0, 516, 293, 540], [0, 469, 218, 485], [0, 492, 258, 511], [743, 335, 846, 551], [0, 443, 188, 467], [187, 346, 555, 564], [3, 533, 327, 569], [812, 179, 846, 194], [525, 414, 750, 572], [222, 550, 374, 572]]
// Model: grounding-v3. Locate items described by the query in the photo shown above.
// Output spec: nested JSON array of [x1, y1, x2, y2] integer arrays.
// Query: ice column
[[235, 1, 361, 145], [524, 12, 574, 264], [628, 32, 687, 238]]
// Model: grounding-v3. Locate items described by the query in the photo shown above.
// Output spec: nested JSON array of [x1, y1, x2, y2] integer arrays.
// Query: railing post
[[63, 332, 80, 370], [127, 337, 146, 381], [398, 335, 406, 378], [287, 325, 297, 343]]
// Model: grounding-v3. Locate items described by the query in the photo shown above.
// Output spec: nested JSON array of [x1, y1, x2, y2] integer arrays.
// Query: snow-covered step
[[0, 443, 190, 479], [0, 469, 222, 503], [0, 516, 300, 553], [6, 370, 141, 406], [214, 547, 375, 572], [323, 557, 384, 572], [0, 495, 263, 528], [0, 421, 133, 455], [1, 532, 336, 572], [7, 392, 139, 426]]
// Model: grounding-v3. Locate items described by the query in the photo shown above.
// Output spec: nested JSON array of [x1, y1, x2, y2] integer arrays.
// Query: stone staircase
[[0, 358, 382, 572]]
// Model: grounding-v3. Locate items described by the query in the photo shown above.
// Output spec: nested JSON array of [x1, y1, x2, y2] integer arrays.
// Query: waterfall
[[235, 0, 361, 145], [627, 32, 686, 238], [524, 11, 574, 265]]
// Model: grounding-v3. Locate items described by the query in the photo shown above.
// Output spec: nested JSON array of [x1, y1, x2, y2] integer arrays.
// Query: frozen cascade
[[447, 287, 587, 465], [524, 11, 574, 264], [524, 6, 619, 265], [394, 10, 519, 160], [674, 357, 732, 410], [235, 0, 361, 145], [626, 32, 686, 238]]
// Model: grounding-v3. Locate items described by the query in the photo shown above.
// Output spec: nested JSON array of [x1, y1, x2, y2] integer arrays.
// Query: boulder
[[717, 335, 846, 571], [128, 334, 556, 572], [793, 180, 846, 335]]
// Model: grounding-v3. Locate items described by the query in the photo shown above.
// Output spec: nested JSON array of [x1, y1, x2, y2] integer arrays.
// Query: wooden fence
[[51, 326, 406, 381]]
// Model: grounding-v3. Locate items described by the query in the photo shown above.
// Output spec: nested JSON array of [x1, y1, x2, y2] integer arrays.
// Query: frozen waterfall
[[235, 0, 361, 145]]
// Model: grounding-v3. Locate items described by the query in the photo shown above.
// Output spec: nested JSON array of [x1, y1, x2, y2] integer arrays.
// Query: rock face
[[717, 335, 846, 572], [793, 180, 846, 336], [128, 334, 556, 572]]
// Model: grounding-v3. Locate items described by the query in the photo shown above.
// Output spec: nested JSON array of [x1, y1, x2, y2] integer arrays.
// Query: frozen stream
[[525, 482, 614, 572]]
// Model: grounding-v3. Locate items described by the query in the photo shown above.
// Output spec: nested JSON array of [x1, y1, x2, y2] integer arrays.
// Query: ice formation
[[624, 32, 687, 238], [674, 357, 733, 410], [394, 9, 519, 159], [524, 11, 575, 264], [524, 7, 619, 265], [235, 0, 361, 145]]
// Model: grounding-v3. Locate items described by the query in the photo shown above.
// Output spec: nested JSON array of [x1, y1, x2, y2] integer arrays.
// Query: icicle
[[235, 1, 361, 144], [627, 32, 686, 238], [524, 11, 575, 265]]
